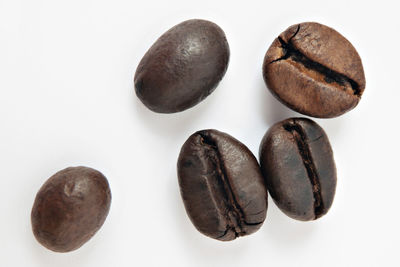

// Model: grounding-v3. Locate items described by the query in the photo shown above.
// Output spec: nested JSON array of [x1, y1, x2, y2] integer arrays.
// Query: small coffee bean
[[259, 118, 336, 221], [134, 19, 230, 113], [177, 130, 267, 241], [31, 166, 111, 252], [263, 22, 366, 118]]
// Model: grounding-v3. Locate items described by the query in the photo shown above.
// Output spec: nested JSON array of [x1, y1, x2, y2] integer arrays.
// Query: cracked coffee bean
[[263, 22, 366, 118], [177, 129, 267, 241], [31, 166, 111, 252], [134, 19, 230, 113], [259, 118, 336, 221]]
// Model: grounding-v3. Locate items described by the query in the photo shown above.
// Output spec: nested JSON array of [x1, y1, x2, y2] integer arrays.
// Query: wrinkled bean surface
[[31, 166, 111, 252]]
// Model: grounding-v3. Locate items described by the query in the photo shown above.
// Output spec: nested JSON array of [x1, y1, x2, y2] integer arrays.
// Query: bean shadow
[[256, 76, 318, 245], [134, 98, 197, 137], [167, 170, 248, 265], [256, 74, 346, 141], [131, 82, 223, 142], [262, 196, 317, 248], [256, 75, 297, 127]]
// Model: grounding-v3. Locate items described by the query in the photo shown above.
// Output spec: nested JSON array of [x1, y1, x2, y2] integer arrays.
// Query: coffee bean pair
[[134, 19, 365, 118], [177, 118, 336, 241]]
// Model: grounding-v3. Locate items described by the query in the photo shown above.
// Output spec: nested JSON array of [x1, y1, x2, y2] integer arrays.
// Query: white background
[[0, 0, 398, 266]]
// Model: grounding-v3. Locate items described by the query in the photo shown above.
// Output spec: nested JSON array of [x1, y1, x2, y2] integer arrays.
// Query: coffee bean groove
[[198, 132, 246, 238], [283, 120, 324, 219], [269, 25, 361, 96]]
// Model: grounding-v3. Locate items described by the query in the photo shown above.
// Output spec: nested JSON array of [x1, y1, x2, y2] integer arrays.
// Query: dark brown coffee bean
[[31, 166, 111, 252], [259, 118, 336, 221], [134, 19, 230, 113], [263, 22, 365, 118], [177, 130, 267, 241]]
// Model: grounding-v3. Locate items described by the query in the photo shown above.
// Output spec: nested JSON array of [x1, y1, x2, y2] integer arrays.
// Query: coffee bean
[[259, 118, 336, 221], [177, 130, 267, 241], [263, 22, 365, 118], [31, 166, 111, 252], [134, 19, 230, 113]]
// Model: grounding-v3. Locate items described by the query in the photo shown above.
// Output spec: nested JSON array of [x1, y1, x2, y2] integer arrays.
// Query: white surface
[[0, 0, 398, 266]]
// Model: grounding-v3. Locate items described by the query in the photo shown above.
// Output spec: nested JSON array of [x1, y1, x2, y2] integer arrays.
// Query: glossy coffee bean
[[263, 22, 365, 118], [259, 118, 336, 221], [135, 19, 230, 113], [31, 166, 111, 252], [177, 130, 267, 241]]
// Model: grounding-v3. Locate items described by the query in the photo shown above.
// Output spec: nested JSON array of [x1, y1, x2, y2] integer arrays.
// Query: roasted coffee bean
[[31, 166, 111, 252], [259, 118, 336, 221], [134, 19, 230, 113], [177, 130, 267, 241], [263, 22, 365, 118]]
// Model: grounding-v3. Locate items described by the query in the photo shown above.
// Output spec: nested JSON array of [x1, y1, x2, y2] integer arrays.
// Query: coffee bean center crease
[[198, 133, 262, 238], [270, 25, 361, 96], [283, 121, 325, 219]]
